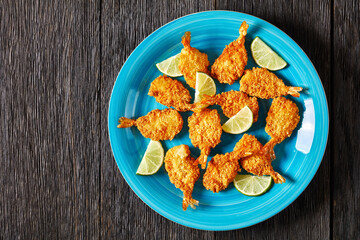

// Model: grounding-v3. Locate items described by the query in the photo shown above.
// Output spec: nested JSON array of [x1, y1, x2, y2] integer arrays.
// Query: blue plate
[[108, 11, 329, 230]]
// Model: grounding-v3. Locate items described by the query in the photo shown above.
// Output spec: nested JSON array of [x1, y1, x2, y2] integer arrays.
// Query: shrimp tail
[[271, 172, 286, 184], [231, 149, 253, 160], [191, 95, 218, 112], [181, 32, 191, 48], [237, 21, 249, 43], [117, 117, 136, 128], [288, 87, 302, 97], [182, 196, 199, 210], [193, 147, 210, 169], [191, 103, 208, 112], [261, 138, 279, 160], [176, 103, 193, 112]]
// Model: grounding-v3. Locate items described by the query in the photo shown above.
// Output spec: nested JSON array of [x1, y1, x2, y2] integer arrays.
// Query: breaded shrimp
[[165, 145, 200, 210], [233, 134, 263, 159], [148, 75, 193, 112], [203, 134, 259, 192], [188, 108, 222, 169], [241, 152, 286, 184], [240, 67, 302, 99], [236, 135, 285, 184], [203, 152, 240, 193], [117, 108, 183, 141], [211, 21, 249, 85], [192, 90, 259, 122], [262, 97, 300, 159], [179, 32, 210, 88]]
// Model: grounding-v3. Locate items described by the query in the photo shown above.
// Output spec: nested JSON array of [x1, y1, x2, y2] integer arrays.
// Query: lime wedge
[[234, 174, 272, 196], [156, 53, 183, 77], [136, 140, 164, 175], [222, 106, 253, 134], [194, 72, 216, 103], [251, 37, 287, 71]]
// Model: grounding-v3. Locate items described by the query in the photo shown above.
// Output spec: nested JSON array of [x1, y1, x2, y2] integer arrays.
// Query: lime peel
[[234, 174, 273, 196], [194, 72, 216, 103], [222, 106, 253, 134], [156, 53, 183, 77], [251, 37, 287, 71], [136, 140, 164, 175]]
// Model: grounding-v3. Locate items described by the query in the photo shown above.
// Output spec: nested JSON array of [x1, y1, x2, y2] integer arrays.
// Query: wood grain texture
[[332, 0, 360, 239], [1, 0, 359, 239], [100, 0, 215, 239], [215, 1, 332, 239], [0, 0, 100, 239]]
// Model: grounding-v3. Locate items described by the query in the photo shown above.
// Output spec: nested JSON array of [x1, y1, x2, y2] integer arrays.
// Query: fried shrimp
[[240, 67, 302, 99], [203, 134, 258, 193], [117, 108, 183, 141], [235, 134, 285, 184], [165, 145, 200, 210], [211, 21, 249, 85], [188, 108, 222, 169], [232, 134, 263, 159], [179, 32, 210, 88], [241, 152, 286, 184], [148, 75, 193, 112], [192, 90, 259, 122], [262, 97, 300, 159], [203, 152, 239, 193]]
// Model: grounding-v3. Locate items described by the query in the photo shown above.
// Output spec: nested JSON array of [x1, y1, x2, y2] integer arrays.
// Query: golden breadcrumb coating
[[188, 108, 222, 169], [117, 108, 183, 141], [179, 32, 210, 88], [240, 67, 302, 99], [237, 135, 286, 184], [193, 90, 259, 122], [241, 153, 286, 184], [233, 134, 263, 159], [203, 134, 260, 193], [203, 152, 239, 193], [262, 97, 300, 159], [211, 21, 249, 85], [148, 75, 193, 112], [265, 97, 300, 142], [165, 145, 200, 210]]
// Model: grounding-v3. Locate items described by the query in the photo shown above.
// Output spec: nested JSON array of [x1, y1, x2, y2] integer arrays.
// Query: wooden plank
[[0, 0, 100, 238], [100, 0, 215, 239], [215, 0, 331, 239], [332, 0, 360, 239]]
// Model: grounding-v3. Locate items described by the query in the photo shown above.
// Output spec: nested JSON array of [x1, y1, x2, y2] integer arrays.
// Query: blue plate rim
[[108, 10, 329, 231]]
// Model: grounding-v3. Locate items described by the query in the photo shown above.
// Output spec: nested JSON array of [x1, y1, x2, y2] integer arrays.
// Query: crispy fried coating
[[263, 97, 300, 159], [188, 108, 222, 169], [237, 135, 285, 184], [179, 32, 210, 88], [117, 108, 183, 141], [265, 97, 300, 142], [241, 153, 286, 184], [193, 90, 259, 122], [203, 134, 259, 193], [165, 145, 200, 210], [233, 134, 263, 159], [240, 67, 302, 99], [211, 21, 249, 85], [203, 152, 239, 193], [148, 75, 193, 111]]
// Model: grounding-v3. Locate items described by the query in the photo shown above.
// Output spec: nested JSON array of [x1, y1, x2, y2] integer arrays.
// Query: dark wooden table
[[1, 0, 359, 239]]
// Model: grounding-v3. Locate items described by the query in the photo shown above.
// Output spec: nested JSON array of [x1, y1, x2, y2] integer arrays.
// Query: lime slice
[[155, 53, 183, 77], [136, 140, 164, 175], [222, 106, 253, 134], [194, 72, 216, 103], [251, 37, 287, 71], [234, 174, 272, 196]]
